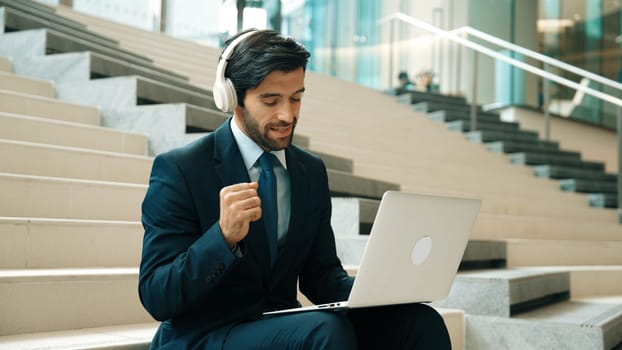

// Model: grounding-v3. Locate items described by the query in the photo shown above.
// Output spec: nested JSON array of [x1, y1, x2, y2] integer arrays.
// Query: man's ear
[[232, 106, 245, 129], [233, 105, 243, 119]]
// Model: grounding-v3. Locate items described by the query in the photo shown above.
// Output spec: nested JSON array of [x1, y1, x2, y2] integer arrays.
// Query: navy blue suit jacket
[[139, 119, 353, 348]]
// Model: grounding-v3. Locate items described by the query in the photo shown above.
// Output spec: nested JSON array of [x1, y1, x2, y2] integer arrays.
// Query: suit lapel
[[213, 119, 250, 186], [278, 147, 309, 260]]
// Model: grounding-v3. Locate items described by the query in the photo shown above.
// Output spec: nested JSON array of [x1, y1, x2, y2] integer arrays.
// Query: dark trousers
[[218, 303, 451, 349]]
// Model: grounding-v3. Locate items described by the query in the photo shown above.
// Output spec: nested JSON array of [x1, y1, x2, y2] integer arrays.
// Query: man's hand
[[219, 182, 262, 247]]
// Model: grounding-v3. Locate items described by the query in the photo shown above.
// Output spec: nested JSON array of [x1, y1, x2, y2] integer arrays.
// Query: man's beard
[[241, 107, 297, 151]]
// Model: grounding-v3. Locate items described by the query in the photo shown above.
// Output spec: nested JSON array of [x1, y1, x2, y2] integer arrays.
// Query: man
[[139, 29, 451, 349]]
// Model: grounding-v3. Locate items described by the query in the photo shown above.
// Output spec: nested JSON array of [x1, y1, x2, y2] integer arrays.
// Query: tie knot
[[258, 152, 277, 172]]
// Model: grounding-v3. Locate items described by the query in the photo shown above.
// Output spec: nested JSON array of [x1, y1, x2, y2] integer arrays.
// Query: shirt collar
[[230, 118, 287, 171]]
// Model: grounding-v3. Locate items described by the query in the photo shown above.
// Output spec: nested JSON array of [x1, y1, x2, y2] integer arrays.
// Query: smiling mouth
[[270, 125, 292, 134]]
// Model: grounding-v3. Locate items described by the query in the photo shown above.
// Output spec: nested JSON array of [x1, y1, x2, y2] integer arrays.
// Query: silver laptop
[[264, 190, 481, 316]]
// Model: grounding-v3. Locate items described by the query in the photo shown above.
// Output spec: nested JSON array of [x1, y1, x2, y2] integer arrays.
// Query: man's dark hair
[[222, 29, 311, 107]]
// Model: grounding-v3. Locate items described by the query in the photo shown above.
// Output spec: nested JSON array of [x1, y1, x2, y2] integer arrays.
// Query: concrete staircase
[[401, 90, 620, 211], [0, 1, 425, 348], [0, 55, 158, 348], [0, 53, 408, 349], [1, 1, 621, 349]]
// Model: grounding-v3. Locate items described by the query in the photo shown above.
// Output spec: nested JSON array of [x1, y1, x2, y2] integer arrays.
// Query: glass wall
[[539, 0, 621, 127]]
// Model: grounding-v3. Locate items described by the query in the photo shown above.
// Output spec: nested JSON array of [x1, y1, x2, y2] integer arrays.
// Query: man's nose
[[276, 102, 296, 122]]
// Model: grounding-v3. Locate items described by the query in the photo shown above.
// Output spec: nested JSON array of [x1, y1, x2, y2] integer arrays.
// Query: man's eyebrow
[[259, 88, 306, 99]]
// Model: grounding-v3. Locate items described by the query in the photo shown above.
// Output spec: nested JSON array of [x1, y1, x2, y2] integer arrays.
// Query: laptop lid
[[346, 191, 481, 308]]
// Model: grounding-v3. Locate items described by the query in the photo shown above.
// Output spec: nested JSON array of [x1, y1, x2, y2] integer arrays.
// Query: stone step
[[525, 266, 622, 299], [0, 55, 10, 71], [0, 173, 145, 221], [53, 3, 220, 56], [1, 194, 379, 269], [465, 297, 622, 349], [12, 51, 208, 96], [331, 197, 379, 236], [0, 194, 370, 269], [95, 104, 309, 156], [0, 310, 464, 350], [312, 151, 353, 173], [0, 268, 152, 336], [534, 165, 617, 181], [399, 90, 468, 105], [560, 178, 617, 194], [485, 139, 560, 153], [0, 28, 184, 80], [0, 88, 100, 125], [99, 104, 226, 156], [0, 27, 146, 67], [335, 236, 368, 266], [0, 0, 94, 34], [0, 112, 148, 155], [326, 169, 400, 200], [0, 134, 348, 187], [446, 119, 520, 133], [505, 147, 583, 161], [0, 138, 152, 184], [432, 268, 570, 318], [3, 0, 56, 13], [342, 233, 622, 270], [0, 168, 383, 222], [0, 70, 53, 97], [474, 212, 622, 242], [509, 152, 604, 170], [589, 193, 618, 209], [1, 6, 138, 60], [428, 109, 502, 124], [55, 75, 217, 111], [459, 239, 507, 270], [466, 129, 540, 143], [413, 100, 484, 114], [506, 239, 622, 267], [0, 322, 157, 350], [336, 237, 506, 270], [0, 217, 142, 269]]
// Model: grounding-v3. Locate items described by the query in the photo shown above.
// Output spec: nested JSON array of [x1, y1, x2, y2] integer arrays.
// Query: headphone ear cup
[[213, 30, 258, 113], [213, 77, 237, 113]]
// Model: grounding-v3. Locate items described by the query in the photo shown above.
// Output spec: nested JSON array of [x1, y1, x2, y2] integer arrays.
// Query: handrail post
[[388, 18, 395, 90], [543, 63, 551, 140], [618, 105, 622, 223], [470, 50, 478, 131], [455, 32, 464, 96]]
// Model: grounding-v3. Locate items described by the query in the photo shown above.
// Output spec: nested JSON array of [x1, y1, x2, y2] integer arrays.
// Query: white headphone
[[213, 30, 259, 113]]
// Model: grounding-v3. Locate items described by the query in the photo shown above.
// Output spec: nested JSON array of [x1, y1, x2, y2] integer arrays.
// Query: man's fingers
[[222, 182, 258, 193], [230, 195, 262, 212], [221, 183, 259, 203], [246, 206, 262, 222], [219, 182, 262, 245]]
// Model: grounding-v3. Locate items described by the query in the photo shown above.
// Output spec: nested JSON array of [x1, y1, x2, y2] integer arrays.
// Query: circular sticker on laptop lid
[[411, 235, 432, 265]]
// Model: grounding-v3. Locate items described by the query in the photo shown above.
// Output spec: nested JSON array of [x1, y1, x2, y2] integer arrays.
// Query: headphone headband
[[213, 30, 260, 112]]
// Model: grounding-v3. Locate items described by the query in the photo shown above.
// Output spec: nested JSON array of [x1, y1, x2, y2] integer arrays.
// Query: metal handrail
[[379, 12, 622, 222], [378, 13, 622, 107], [451, 26, 622, 93]]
